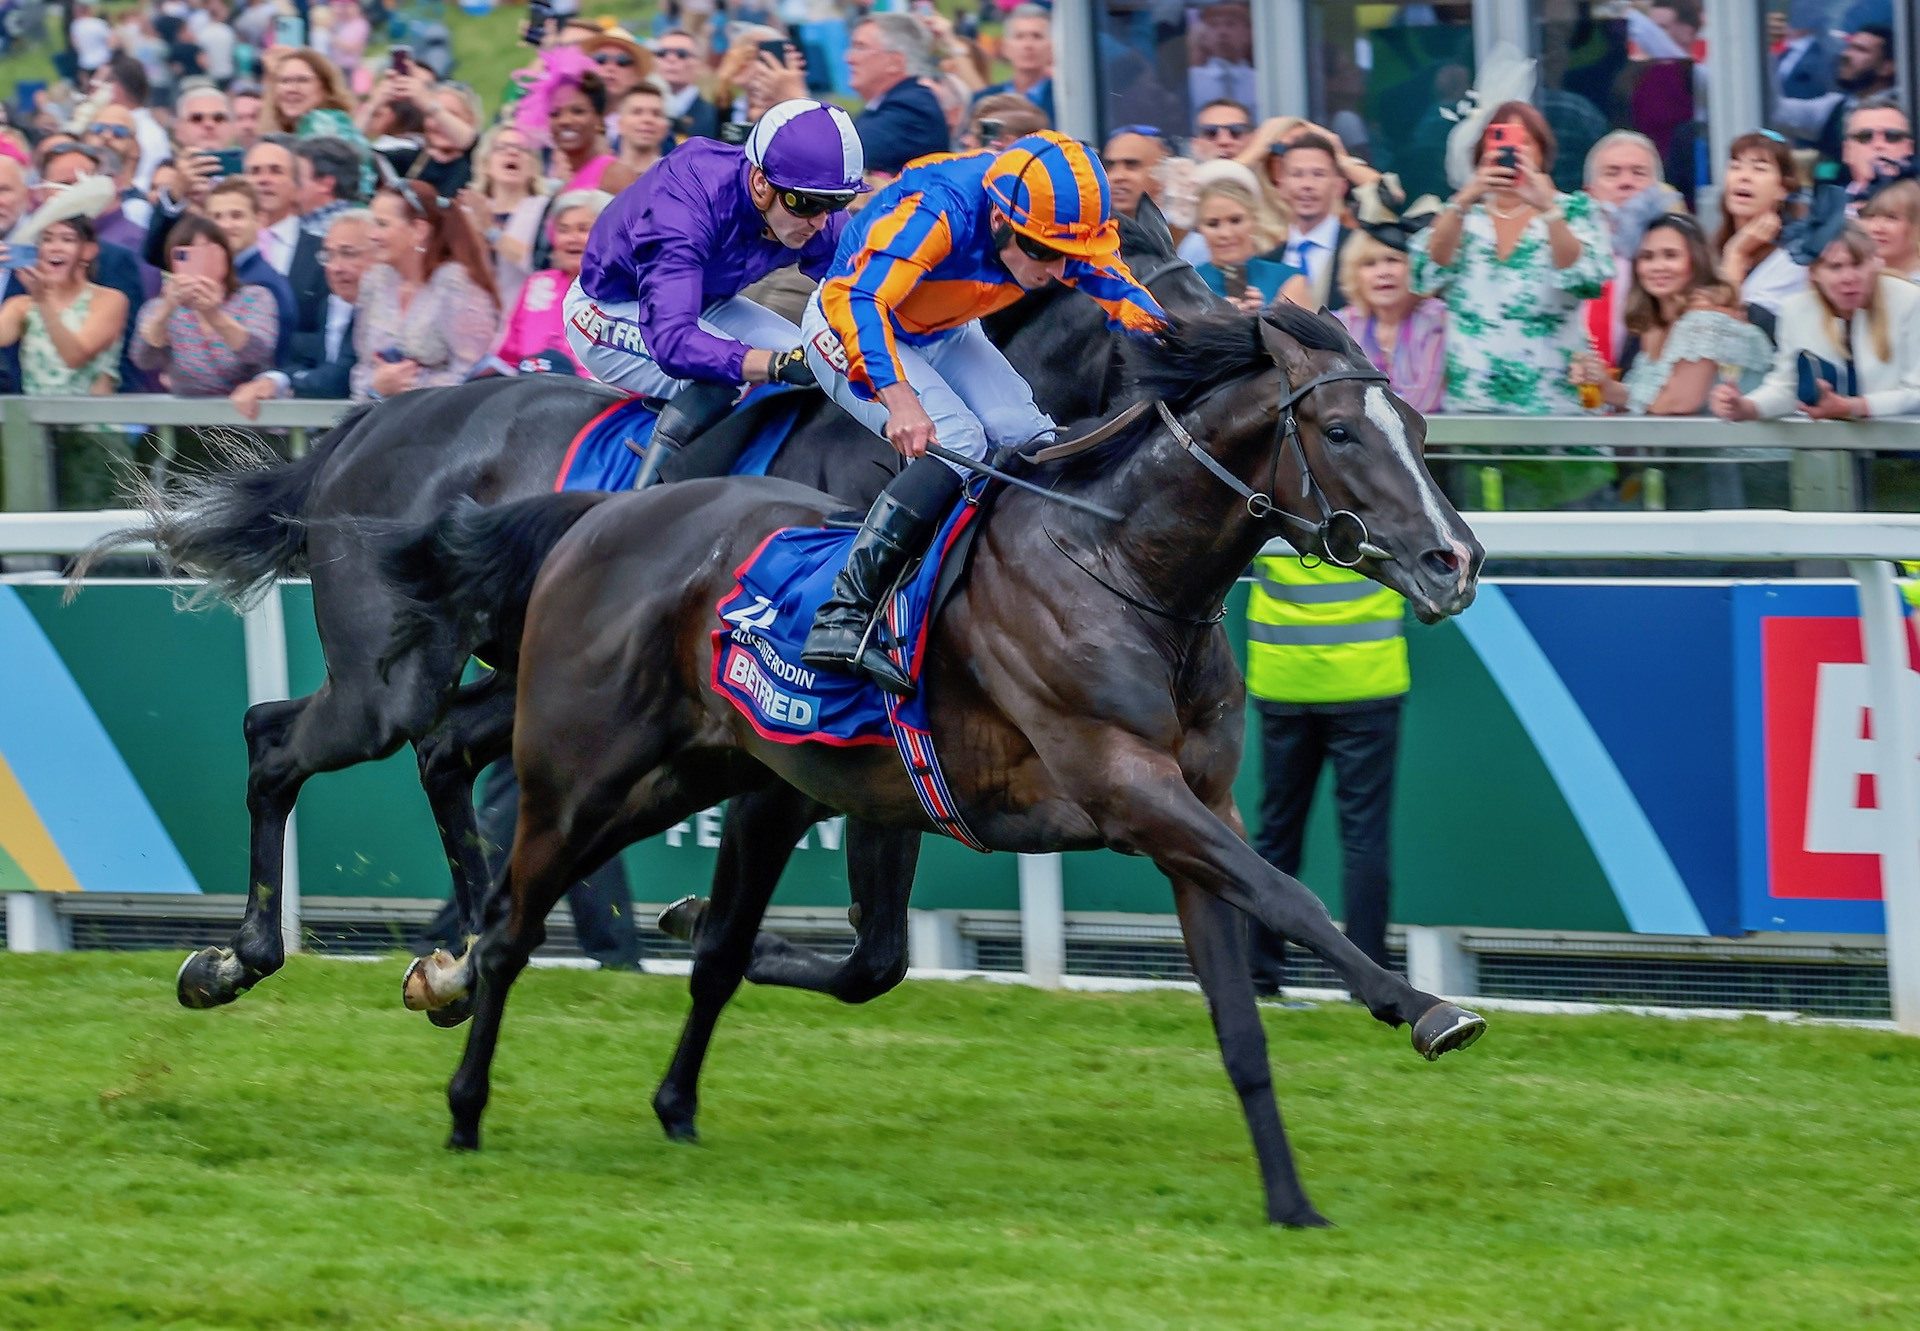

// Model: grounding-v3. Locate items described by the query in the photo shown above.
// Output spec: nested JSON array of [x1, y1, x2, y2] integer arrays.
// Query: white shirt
[[130, 108, 172, 193], [258, 215, 301, 275], [70, 15, 113, 70], [1748, 277, 1920, 420], [197, 20, 237, 80], [1741, 247, 1810, 320], [322, 292, 353, 362], [1284, 214, 1341, 301]]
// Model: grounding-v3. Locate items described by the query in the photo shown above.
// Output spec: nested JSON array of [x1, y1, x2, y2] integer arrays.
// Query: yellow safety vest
[[1246, 555, 1409, 704], [1901, 561, 1919, 610]]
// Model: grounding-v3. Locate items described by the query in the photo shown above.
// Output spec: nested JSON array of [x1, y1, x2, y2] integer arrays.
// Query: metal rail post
[[241, 586, 302, 955], [1018, 852, 1065, 987], [1, 396, 52, 511], [1849, 560, 1920, 1034]]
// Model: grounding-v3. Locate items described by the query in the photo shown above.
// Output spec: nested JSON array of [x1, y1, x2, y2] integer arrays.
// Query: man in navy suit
[[1776, 1, 1839, 102], [847, 14, 950, 177], [231, 209, 368, 414], [205, 177, 298, 360]]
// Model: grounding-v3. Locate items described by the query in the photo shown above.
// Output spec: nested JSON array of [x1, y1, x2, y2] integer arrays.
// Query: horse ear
[[1131, 193, 1176, 253], [1257, 311, 1320, 382]]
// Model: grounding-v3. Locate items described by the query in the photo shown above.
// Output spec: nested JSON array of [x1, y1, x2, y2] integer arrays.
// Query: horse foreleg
[[1173, 876, 1328, 1228], [652, 786, 825, 1143], [1084, 740, 1483, 1057], [740, 819, 919, 1003]]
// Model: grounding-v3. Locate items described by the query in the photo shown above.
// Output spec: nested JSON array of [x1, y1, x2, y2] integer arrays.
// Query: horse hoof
[[1412, 1002, 1487, 1062], [446, 1127, 480, 1152], [176, 947, 250, 1009], [662, 1121, 699, 1145], [1274, 1206, 1334, 1230], [401, 955, 435, 1011], [656, 895, 707, 942], [426, 995, 473, 1029]]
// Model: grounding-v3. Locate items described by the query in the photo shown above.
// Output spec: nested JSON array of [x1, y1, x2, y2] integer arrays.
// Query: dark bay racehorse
[[380, 307, 1487, 1226], [85, 209, 1215, 1012]]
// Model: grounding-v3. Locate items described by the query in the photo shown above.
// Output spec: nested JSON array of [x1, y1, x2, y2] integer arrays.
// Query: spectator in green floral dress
[[259, 48, 374, 198], [1411, 101, 1613, 507], [0, 217, 132, 508]]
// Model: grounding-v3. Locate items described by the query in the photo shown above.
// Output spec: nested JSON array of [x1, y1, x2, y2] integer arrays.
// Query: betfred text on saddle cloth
[[712, 496, 986, 849]]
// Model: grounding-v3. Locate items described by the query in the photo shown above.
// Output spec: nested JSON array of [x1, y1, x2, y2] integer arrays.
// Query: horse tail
[[377, 490, 611, 678], [67, 405, 372, 607]]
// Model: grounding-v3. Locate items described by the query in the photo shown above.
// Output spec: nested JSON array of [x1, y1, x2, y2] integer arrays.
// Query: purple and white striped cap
[[744, 99, 868, 196]]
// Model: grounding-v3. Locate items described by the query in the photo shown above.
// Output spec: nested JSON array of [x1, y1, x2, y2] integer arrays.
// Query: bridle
[[1155, 367, 1395, 568], [1111, 250, 1393, 567], [1038, 360, 1398, 629]]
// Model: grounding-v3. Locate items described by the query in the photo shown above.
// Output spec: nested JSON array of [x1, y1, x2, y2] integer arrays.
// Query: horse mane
[[1124, 304, 1355, 409]]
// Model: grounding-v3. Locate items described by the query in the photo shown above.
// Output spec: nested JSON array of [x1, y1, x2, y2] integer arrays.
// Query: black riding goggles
[[778, 188, 855, 218], [1012, 230, 1067, 263]]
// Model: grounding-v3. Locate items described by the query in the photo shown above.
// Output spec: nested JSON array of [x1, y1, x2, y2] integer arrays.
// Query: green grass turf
[[3, 952, 1918, 1330]]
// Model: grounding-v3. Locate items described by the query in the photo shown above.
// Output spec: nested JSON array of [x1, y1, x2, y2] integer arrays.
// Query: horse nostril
[[1421, 548, 1462, 580]]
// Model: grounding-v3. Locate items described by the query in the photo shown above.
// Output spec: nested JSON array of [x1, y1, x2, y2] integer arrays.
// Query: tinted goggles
[[778, 188, 853, 218], [1012, 230, 1066, 263]]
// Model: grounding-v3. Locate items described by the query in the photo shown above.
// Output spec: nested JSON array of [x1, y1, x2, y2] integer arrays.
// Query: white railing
[[5, 509, 1919, 1030], [2, 395, 1917, 512]]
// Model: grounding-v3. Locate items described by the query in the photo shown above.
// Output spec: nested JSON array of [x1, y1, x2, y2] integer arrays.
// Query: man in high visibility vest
[[1245, 552, 1409, 996], [1901, 562, 1919, 610]]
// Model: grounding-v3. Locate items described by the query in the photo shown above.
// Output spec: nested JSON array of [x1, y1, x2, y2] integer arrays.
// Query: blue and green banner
[[2, 578, 1911, 937]]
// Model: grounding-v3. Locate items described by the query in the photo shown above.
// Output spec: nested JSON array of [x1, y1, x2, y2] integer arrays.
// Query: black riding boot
[[802, 456, 963, 697], [631, 380, 738, 488]]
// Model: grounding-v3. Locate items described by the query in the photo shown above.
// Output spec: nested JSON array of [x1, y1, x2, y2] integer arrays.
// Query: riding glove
[[770, 347, 816, 388]]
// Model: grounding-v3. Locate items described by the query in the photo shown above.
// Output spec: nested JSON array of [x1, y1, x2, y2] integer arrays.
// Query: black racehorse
[[84, 207, 1215, 1012], [379, 306, 1488, 1227]]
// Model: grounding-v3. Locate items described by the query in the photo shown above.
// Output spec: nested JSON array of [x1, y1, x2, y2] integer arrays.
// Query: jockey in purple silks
[[563, 98, 867, 482]]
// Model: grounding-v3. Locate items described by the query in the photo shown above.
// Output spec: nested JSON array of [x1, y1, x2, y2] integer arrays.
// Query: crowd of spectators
[[0, 0, 1915, 509]]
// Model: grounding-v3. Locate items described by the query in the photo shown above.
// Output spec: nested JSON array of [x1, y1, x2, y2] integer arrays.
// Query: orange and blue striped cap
[[983, 131, 1120, 260]]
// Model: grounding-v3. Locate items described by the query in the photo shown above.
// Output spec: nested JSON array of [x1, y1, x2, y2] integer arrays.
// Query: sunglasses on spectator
[[779, 188, 853, 218], [1849, 127, 1914, 144], [1010, 230, 1065, 263], [86, 122, 136, 140], [594, 52, 636, 67], [317, 244, 365, 264], [184, 111, 232, 124], [1197, 121, 1253, 138], [974, 118, 1006, 142], [656, 45, 696, 59]]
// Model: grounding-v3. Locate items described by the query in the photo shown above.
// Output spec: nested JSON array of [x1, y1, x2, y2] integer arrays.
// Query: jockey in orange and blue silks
[[799, 131, 1168, 697]]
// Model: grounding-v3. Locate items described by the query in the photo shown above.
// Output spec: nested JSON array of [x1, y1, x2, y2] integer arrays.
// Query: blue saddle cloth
[[712, 490, 988, 850], [554, 385, 808, 492]]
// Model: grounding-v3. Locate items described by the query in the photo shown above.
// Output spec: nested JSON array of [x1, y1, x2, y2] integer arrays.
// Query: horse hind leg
[[446, 756, 746, 1152], [178, 680, 427, 1007], [652, 785, 826, 1143], [739, 819, 919, 1004], [402, 679, 518, 1028]]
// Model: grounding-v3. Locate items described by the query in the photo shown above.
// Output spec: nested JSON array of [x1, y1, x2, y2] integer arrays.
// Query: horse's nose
[[1420, 547, 1463, 582]]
